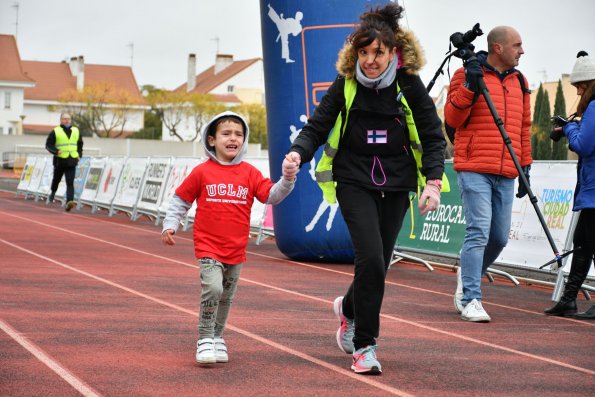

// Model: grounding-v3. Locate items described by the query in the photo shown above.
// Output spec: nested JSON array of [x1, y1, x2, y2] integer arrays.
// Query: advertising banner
[[37, 158, 54, 199], [79, 157, 107, 205], [500, 161, 578, 271], [135, 157, 172, 218], [16, 155, 37, 193], [26, 156, 50, 197], [111, 157, 149, 214], [94, 156, 126, 209]]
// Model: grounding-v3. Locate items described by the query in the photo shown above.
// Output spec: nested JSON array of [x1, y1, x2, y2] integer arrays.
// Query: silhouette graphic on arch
[[267, 4, 303, 63]]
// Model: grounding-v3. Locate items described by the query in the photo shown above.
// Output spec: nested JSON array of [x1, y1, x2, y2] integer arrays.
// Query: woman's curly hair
[[348, 2, 404, 51]]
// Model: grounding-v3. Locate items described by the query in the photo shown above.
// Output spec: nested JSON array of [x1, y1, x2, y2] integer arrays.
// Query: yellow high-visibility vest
[[315, 78, 449, 204], [54, 126, 80, 159]]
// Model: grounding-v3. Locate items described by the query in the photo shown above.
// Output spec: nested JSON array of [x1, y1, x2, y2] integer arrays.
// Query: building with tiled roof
[[0, 34, 148, 137], [0, 35, 35, 135], [162, 53, 264, 141]]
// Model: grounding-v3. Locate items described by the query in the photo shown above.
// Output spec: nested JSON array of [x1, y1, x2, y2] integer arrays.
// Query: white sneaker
[[454, 267, 464, 314], [214, 337, 228, 363], [196, 338, 216, 364], [461, 299, 491, 323]]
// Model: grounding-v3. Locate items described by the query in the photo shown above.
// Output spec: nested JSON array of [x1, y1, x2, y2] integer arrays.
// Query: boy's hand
[[282, 153, 300, 180], [285, 151, 301, 166], [161, 229, 176, 246]]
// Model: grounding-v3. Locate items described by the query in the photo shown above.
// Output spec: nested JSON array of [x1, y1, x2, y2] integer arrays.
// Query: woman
[[544, 51, 595, 319], [286, 3, 445, 374]]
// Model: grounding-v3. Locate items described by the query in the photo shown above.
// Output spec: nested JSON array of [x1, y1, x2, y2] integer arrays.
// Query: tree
[[132, 85, 163, 140], [59, 82, 137, 138], [531, 84, 553, 160], [147, 90, 191, 141], [531, 85, 544, 159], [187, 93, 226, 142], [551, 80, 568, 160], [232, 103, 268, 149]]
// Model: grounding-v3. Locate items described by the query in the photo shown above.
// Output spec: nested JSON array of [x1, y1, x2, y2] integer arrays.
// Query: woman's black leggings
[[336, 183, 410, 350]]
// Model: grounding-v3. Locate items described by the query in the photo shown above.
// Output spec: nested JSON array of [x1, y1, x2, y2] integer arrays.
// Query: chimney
[[214, 54, 233, 74], [77, 56, 85, 91], [68, 56, 78, 76], [187, 53, 196, 92]]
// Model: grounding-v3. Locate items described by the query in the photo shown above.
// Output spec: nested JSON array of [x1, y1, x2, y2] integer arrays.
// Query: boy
[[161, 111, 298, 364]]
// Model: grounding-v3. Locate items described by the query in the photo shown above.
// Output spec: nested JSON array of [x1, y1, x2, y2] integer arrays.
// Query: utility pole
[[12, 2, 19, 39], [127, 42, 134, 69]]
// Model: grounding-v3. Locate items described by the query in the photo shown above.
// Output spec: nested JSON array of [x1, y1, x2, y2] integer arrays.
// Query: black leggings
[[336, 183, 410, 349], [568, 209, 595, 296]]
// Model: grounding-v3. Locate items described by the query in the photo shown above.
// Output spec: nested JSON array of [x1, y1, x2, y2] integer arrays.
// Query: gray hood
[[202, 110, 250, 165]]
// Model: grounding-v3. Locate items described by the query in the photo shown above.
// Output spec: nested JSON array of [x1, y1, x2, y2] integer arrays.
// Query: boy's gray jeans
[[198, 257, 242, 339]]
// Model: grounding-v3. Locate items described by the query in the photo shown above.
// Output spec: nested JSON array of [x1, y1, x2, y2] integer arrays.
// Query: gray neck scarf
[[355, 55, 397, 90]]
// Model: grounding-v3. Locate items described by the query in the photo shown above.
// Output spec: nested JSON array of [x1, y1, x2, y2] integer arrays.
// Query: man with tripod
[[445, 26, 532, 322]]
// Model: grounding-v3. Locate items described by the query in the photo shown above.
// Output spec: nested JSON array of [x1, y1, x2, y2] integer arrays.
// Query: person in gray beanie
[[544, 51, 595, 320]]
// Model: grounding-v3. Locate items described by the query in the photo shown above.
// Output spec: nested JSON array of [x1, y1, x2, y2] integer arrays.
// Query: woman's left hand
[[418, 180, 441, 215]]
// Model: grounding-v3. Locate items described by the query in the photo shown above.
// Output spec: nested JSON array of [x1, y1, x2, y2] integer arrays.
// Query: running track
[[0, 190, 593, 396]]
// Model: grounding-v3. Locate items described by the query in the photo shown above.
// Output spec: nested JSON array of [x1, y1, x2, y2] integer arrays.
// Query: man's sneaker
[[351, 345, 382, 375], [213, 337, 228, 363], [195, 338, 216, 364], [65, 201, 76, 212], [461, 299, 491, 323], [454, 267, 464, 314], [333, 296, 354, 354], [47, 193, 55, 204]]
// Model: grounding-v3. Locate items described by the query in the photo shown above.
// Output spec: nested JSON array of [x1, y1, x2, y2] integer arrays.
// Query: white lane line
[[2, 208, 595, 375], [0, 238, 412, 397], [0, 318, 103, 397]]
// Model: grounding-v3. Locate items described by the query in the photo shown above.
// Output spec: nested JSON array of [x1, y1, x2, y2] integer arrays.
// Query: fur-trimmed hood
[[335, 28, 426, 79]]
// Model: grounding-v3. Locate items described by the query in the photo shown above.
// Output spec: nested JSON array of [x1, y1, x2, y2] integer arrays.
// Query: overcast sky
[[1, 0, 593, 94]]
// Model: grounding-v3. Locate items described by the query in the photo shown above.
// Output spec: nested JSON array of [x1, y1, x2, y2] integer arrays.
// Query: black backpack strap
[[516, 71, 531, 95]]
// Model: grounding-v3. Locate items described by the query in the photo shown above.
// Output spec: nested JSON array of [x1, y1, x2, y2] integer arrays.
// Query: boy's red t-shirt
[[175, 159, 274, 264]]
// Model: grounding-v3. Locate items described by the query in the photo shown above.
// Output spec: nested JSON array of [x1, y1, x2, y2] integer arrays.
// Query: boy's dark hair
[[207, 115, 246, 139]]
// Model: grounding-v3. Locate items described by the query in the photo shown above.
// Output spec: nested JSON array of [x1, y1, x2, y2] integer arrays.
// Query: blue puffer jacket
[[564, 99, 595, 210]]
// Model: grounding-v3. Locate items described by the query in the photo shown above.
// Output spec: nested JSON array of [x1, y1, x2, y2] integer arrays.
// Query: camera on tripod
[[450, 23, 483, 61], [549, 115, 570, 142]]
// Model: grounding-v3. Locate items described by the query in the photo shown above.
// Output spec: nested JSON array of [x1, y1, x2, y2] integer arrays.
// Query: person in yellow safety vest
[[45, 112, 84, 211], [286, 3, 446, 375]]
